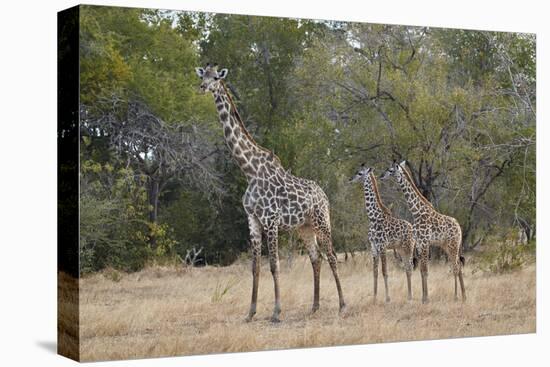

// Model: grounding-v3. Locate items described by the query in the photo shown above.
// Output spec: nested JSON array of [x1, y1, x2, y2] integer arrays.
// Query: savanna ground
[[61, 253, 535, 362]]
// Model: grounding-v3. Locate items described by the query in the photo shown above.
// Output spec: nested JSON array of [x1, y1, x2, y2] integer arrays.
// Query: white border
[[1, 0, 547, 366]]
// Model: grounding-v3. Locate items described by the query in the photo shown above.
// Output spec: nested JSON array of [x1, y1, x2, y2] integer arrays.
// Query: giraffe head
[[195, 64, 228, 93], [349, 163, 374, 183], [380, 160, 407, 181]]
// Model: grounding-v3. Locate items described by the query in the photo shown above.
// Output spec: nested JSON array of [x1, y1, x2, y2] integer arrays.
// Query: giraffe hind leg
[[381, 250, 390, 303], [327, 244, 346, 313], [406, 268, 412, 301], [266, 223, 282, 322], [459, 270, 466, 301], [449, 239, 466, 302], [454, 274, 458, 301], [458, 245, 466, 301], [317, 230, 346, 313], [245, 215, 262, 322], [372, 254, 379, 304], [312, 208, 346, 313]]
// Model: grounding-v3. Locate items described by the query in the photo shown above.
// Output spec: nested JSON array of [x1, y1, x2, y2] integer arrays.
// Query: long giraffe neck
[[363, 173, 391, 221], [212, 83, 281, 179], [396, 167, 434, 218]]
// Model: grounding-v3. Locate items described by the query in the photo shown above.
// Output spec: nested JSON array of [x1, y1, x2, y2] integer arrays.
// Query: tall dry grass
[[74, 254, 535, 362]]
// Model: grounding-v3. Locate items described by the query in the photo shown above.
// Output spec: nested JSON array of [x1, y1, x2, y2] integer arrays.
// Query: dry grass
[[74, 254, 535, 362], [58, 272, 80, 360]]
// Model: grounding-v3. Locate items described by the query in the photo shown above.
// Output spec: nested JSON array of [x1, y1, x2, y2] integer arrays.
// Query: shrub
[[475, 233, 535, 274], [102, 268, 123, 282]]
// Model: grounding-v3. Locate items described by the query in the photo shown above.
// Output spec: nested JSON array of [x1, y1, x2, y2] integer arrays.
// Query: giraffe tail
[[321, 244, 340, 262], [411, 244, 420, 270], [316, 242, 329, 261], [412, 255, 418, 270], [460, 255, 465, 267]]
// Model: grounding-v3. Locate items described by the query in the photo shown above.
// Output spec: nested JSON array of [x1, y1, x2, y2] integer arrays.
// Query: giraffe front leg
[[307, 242, 321, 313], [381, 250, 390, 303], [406, 269, 412, 301], [298, 226, 321, 314], [266, 224, 282, 323], [245, 216, 262, 322], [420, 245, 429, 304], [405, 242, 414, 301]]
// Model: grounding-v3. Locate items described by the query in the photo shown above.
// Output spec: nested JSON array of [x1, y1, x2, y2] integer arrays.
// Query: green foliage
[[292, 24, 535, 253], [80, 5, 212, 123], [80, 162, 148, 272], [79, 6, 535, 273], [199, 15, 319, 161], [102, 268, 123, 282], [475, 234, 536, 274], [80, 161, 179, 273]]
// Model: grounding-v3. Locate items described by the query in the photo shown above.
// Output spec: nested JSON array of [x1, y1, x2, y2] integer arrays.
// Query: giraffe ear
[[218, 68, 228, 79], [195, 67, 205, 78], [399, 160, 407, 167]]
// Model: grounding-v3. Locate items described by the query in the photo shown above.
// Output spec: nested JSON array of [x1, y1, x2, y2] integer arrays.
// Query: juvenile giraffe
[[350, 164, 416, 302], [380, 161, 466, 303], [195, 64, 346, 322]]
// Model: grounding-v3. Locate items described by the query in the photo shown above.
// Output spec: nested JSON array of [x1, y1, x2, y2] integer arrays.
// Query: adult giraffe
[[195, 64, 346, 322]]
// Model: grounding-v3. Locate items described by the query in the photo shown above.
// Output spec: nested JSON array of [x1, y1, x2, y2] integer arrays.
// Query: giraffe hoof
[[339, 304, 347, 315], [245, 313, 255, 323], [270, 315, 281, 323], [385, 297, 391, 303], [311, 305, 320, 314], [422, 298, 429, 304]]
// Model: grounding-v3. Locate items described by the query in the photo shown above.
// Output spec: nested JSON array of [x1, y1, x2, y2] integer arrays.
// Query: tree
[[291, 24, 535, 250], [77, 6, 535, 271], [80, 6, 223, 249]]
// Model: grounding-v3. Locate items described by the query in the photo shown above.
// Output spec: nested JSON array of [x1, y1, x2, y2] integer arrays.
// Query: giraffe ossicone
[[196, 64, 346, 322]]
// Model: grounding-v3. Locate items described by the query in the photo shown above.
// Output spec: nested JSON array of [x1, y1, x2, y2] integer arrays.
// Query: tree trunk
[[148, 177, 160, 248], [462, 160, 509, 249]]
